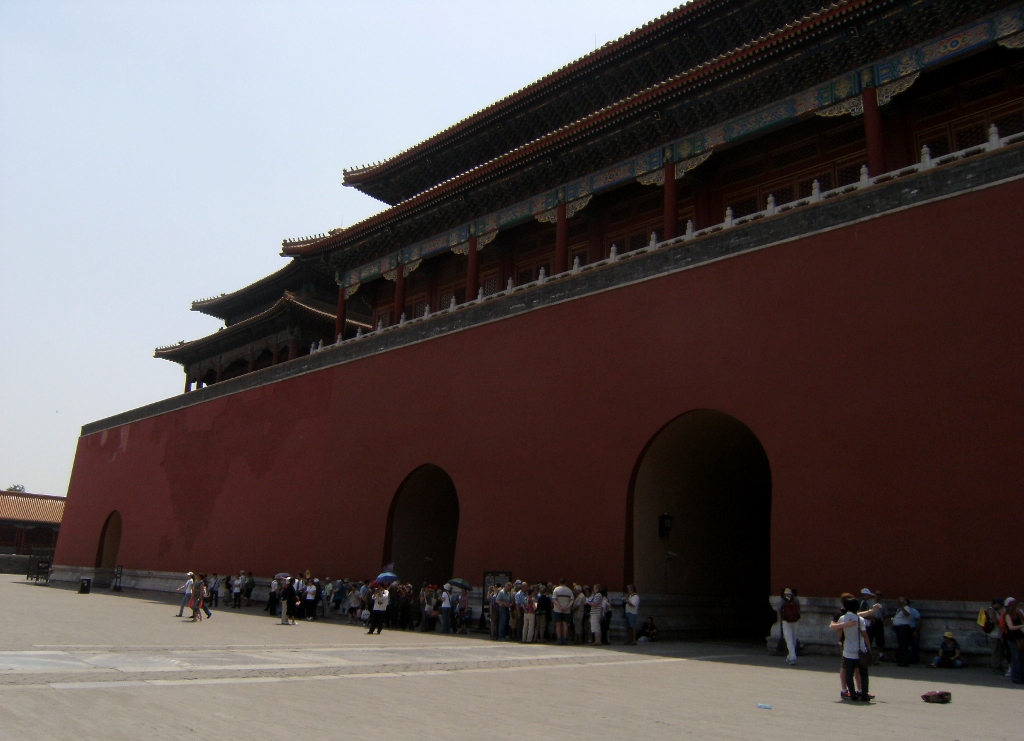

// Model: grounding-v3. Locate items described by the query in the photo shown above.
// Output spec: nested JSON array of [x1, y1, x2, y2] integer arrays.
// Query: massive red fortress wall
[[56, 181, 1024, 601]]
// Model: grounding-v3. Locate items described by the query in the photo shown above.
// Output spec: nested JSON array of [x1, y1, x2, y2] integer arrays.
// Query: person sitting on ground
[[638, 617, 658, 642], [932, 632, 964, 668]]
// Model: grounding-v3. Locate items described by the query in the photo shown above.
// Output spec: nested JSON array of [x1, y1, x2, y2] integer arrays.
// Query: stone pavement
[[0, 576, 1019, 740]]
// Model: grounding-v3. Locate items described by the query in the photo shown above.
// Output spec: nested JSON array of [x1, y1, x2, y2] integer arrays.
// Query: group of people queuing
[[486, 580, 651, 646], [173, 570, 657, 646], [776, 587, 1024, 703]]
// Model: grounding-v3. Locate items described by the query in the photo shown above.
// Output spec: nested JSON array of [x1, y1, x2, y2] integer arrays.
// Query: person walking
[[624, 584, 641, 646], [175, 572, 195, 618], [231, 572, 243, 608], [778, 587, 800, 664]]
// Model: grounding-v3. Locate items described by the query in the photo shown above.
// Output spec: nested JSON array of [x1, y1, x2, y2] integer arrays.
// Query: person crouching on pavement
[[932, 632, 964, 668]]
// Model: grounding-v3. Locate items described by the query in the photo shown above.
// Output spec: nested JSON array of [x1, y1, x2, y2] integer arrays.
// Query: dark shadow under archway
[[95, 510, 122, 569], [629, 410, 772, 639], [383, 465, 459, 589]]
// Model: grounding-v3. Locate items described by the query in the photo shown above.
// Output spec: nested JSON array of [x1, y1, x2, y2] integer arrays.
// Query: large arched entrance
[[629, 410, 771, 638], [383, 465, 459, 588], [95, 510, 122, 569]]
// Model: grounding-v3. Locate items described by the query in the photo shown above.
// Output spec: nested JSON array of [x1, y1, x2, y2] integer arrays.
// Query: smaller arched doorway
[[95, 511, 122, 569], [383, 465, 460, 588]]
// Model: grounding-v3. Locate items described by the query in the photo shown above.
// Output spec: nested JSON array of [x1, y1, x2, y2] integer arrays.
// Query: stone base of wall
[[766, 596, 997, 664], [0, 554, 30, 575]]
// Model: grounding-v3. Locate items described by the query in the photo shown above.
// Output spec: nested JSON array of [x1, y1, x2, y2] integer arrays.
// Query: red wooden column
[[215, 363, 223, 384], [271, 345, 280, 365], [663, 160, 678, 240], [394, 264, 406, 320], [466, 236, 480, 300], [554, 201, 568, 274], [588, 218, 604, 263], [288, 338, 298, 360], [183, 375, 192, 393], [247, 352, 255, 373], [863, 87, 885, 176], [335, 287, 347, 341]]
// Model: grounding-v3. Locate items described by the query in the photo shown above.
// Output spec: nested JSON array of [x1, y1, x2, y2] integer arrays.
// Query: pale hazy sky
[[0, 1, 675, 496]]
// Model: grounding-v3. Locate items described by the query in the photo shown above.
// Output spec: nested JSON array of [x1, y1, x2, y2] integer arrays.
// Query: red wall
[[57, 180, 1024, 600]]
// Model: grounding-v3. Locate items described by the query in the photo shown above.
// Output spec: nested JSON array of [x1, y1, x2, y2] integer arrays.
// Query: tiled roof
[[0, 491, 65, 525], [155, 291, 336, 363], [286, 0, 858, 258], [341, 1, 717, 190]]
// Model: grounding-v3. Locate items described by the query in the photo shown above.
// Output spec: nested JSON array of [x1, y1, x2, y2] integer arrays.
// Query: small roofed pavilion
[[0, 491, 64, 556], [156, 259, 371, 392]]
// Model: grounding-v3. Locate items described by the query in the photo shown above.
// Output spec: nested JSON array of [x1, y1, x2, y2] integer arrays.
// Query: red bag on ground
[[921, 691, 952, 703]]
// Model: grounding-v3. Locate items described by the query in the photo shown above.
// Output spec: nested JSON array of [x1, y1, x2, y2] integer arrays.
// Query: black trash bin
[[79, 578, 91, 594]]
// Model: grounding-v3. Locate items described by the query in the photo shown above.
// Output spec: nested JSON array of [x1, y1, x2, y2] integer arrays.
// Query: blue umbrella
[[376, 572, 399, 584]]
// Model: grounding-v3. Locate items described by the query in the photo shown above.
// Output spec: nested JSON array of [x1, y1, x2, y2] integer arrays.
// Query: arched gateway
[[95, 510, 122, 570], [628, 410, 772, 638], [383, 465, 459, 588]]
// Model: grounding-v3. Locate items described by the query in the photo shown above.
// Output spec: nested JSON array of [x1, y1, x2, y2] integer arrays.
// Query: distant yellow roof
[[0, 491, 64, 525]]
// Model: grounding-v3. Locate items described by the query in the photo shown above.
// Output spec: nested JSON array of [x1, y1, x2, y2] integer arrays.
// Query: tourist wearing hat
[[175, 572, 194, 618], [932, 631, 964, 668], [778, 588, 800, 665]]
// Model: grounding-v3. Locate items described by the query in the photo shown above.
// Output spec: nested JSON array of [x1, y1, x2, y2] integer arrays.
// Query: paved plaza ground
[[0, 576, 1019, 739]]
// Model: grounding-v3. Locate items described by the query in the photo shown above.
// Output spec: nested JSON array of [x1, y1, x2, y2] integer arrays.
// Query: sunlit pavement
[[0, 576, 1018, 740]]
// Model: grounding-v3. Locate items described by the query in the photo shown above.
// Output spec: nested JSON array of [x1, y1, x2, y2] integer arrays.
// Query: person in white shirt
[[587, 585, 605, 645], [367, 586, 389, 634], [175, 572, 194, 618], [551, 579, 575, 646], [440, 585, 453, 634], [892, 596, 920, 667], [830, 596, 872, 701], [624, 584, 641, 645]]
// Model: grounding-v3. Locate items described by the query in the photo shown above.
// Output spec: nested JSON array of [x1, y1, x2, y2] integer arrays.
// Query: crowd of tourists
[[776, 587, 1024, 702], [173, 571, 655, 645]]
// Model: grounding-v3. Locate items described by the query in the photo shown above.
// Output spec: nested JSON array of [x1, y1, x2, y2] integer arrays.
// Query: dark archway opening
[[383, 465, 459, 589], [95, 510, 122, 569], [629, 410, 772, 639]]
